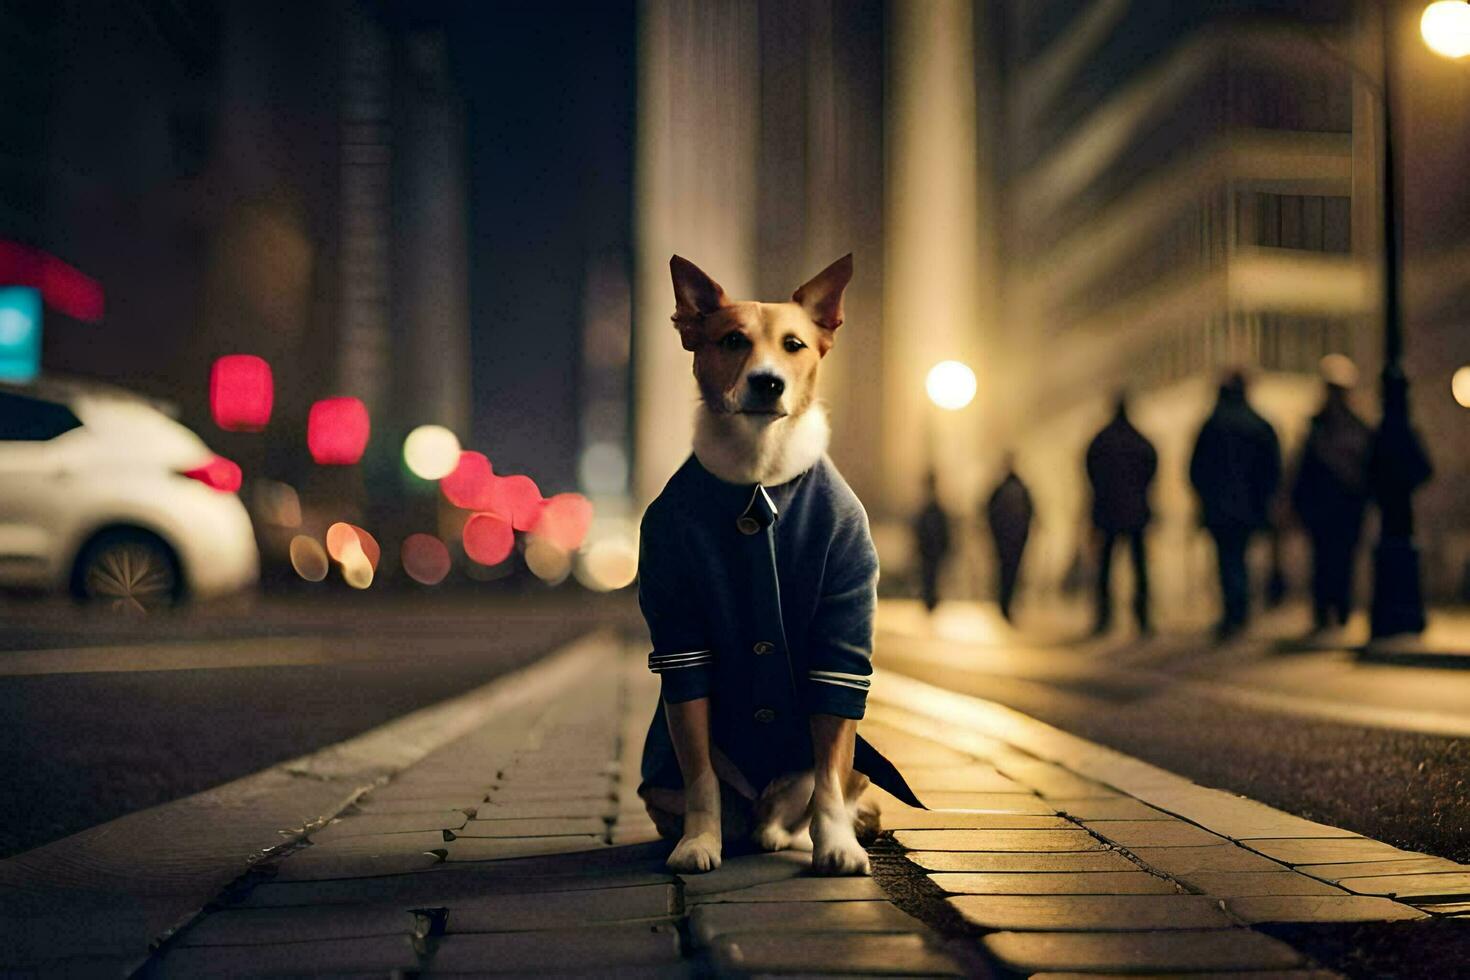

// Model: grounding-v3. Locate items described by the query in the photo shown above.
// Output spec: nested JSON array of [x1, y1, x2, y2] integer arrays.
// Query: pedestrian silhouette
[[985, 454, 1033, 623], [913, 471, 951, 615], [1189, 371, 1282, 639], [1291, 366, 1373, 630], [1086, 394, 1157, 635]]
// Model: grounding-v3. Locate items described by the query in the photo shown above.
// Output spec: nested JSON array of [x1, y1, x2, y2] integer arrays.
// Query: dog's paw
[[667, 832, 722, 874], [787, 824, 814, 853], [752, 822, 791, 852], [810, 806, 870, 876]]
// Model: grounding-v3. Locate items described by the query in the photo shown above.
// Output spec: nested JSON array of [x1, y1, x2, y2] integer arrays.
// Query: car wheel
[[74, 529, 183, 613]]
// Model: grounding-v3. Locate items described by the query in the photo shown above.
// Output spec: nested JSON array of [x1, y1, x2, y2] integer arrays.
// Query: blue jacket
[[638, 453, 920, 805]]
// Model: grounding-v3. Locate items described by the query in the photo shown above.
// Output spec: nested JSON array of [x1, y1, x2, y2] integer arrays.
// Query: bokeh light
[[463, 511, 514, 565], [339, 535, 374, 589], [525, 537, 572, 584], [1452, 365, 1470, 409], [289, 535, 329, 582], [490, 474, 544, 530], [401, 533, 451, 585], [534, 493, 594, 551], [578, 442, 630, 495], [1319, 353, 1358, 389], [325, 522, 380, 570], [925, 360, 977, 411], [252, 480, 301, 528], [1422, 1, 1470, 59], [308, 397, 371, 465], [575, 537, 638, 591], [441, 451, 495, 509], [182, 455, 243, 493], [403, 425, 462, 480], [209, 355, 274, 432]]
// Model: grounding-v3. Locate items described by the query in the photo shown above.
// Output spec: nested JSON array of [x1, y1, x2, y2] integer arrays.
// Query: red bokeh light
[[325, 521, 380, 570], [488, 474, 543, 531], [0, 240, 105, 322], [401, 534, 451, 585], [440, 451, 495, 509], [349, 525, 381, 570], [463, 512, 514, 566], [308, 397, 370, 465], [534, 493, 593, 551], [209, 355, 274, 432], [181, 454, 242, 493]]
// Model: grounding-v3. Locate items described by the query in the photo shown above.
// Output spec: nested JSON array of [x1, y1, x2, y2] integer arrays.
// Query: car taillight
[[181, 454, 242, 493]]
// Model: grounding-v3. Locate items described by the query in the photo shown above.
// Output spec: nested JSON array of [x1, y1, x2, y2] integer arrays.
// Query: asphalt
[[0, 591, 640, 858]]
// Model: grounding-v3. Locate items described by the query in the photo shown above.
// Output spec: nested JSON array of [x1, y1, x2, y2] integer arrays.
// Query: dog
[[635, 254, 921, 877]]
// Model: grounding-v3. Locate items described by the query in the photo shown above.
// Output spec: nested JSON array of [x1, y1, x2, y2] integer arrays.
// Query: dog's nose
[[748, 373, 785, 400]]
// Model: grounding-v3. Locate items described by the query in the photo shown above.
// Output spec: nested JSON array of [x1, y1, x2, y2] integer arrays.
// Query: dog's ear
[[793, 253, 852, 354], [670, 255, 729, 351]]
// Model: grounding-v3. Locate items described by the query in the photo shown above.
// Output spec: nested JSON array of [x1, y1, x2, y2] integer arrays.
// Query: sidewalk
[[7, 627, 1465, 976]]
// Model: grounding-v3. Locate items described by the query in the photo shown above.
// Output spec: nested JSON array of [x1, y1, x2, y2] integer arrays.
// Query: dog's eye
[[720, 332, 750, 351], [783, 336, 807, 353]]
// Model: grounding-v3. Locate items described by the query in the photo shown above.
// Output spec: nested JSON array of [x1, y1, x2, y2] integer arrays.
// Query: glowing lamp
[[464, 512, 514, 566], [403, 425, 462, 480], [308, 397, 370, 465], [925, 360, 977, 411], [489, 474, 544, 531], [210, 355, 274, 432], [1452, 365, 1470, 409], [1422, 1, 1470, 59], [526, 537, 572, 583], [289, 535, 329, 582], [326, 522, 379, 570], [534, 493, 593, 552], [441, 451, 495, 509], [181, 454, 243, 493], [401, 534, 451, 585]]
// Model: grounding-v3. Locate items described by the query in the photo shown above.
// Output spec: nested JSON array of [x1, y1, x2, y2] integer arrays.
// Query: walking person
[[1085, 394, 1157, 635], [1189, 371, 1282, 639], [913, 471, 951, 615], [1291, 362, 1373, 630], [985, 454, 1033, 623]]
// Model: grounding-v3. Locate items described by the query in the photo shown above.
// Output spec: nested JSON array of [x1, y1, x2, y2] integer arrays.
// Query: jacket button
[[753, 641, 774, 655], [736, 516, 762, 535], [753, 707, 776, 724]]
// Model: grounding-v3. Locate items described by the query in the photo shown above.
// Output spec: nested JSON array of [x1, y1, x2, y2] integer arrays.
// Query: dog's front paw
[[753, 822, 791, 852], [667, 832, 722, 873], [810, 804, 870, 876]]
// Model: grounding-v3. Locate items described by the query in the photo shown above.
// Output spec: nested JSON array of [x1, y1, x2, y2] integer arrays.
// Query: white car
[[0, 379, 259, 609]]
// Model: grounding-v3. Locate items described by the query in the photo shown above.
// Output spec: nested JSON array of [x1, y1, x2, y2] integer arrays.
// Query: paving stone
[[929, 872, 1178, 895], [370, 782, 493, 803], [1050, 798, 1173, 821], [1081, 820, 1226, 848], [1140, 789, 1363, 843], [444, 883, 677, 931], [613, 823, 665, 845], [1333, 872, 1470, 900], [178, 907, 425, 946], [949, 894, 1234, 931], [1419, 901, 1470, 915], [879, 808, 1073, 830], [1299, 857, 1466, 880], [689, 876, 888, 904], [1247, 837, 1421, 866], [982, 928, 1303, 973], [715, 932, 964, 976], [444, 835, 606, 862], [857, 725, 973, 766], [270, 848, 445, 881], [430, 923, 681, 973], [455, 816, 607, 838], [485, 786, 615, 804], [892, 829, 1105, 853], [1027, 972, 1339, 980], [1174, 871, 1347, 897], [1226, 895, 1429, 923], [307, 830, 450, 853], [471, 799, 616, 820], [903, 766, 1030, 793], [357, 798, 481, 815], [1130, 845, 1289, 875], [236, 869, 675, 908], [153, 934, 421, 977], [691, 901, 919, 946], [679, 851, 811, 897], [906, 850, 1139, 873], [997, 761, 1118, 799], [917, 792, 1057, 814], [312, 812, 469, 841]]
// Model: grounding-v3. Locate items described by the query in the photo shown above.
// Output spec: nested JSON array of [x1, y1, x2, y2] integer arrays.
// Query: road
[[0, 589, 641, 858], [875, 601, 1470, 866]]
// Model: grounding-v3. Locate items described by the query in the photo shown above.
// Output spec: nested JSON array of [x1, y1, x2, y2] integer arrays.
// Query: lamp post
[[1367, 2, 1446, 638]]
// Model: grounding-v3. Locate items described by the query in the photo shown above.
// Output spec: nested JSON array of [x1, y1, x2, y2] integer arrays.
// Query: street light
[[1421, 1, 1470, 58], [925, 360, 977, 411]]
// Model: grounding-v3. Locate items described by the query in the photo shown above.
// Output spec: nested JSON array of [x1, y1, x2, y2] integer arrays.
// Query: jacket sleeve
[[638, 510, 713, 704], [804, 507, 880, 719]]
